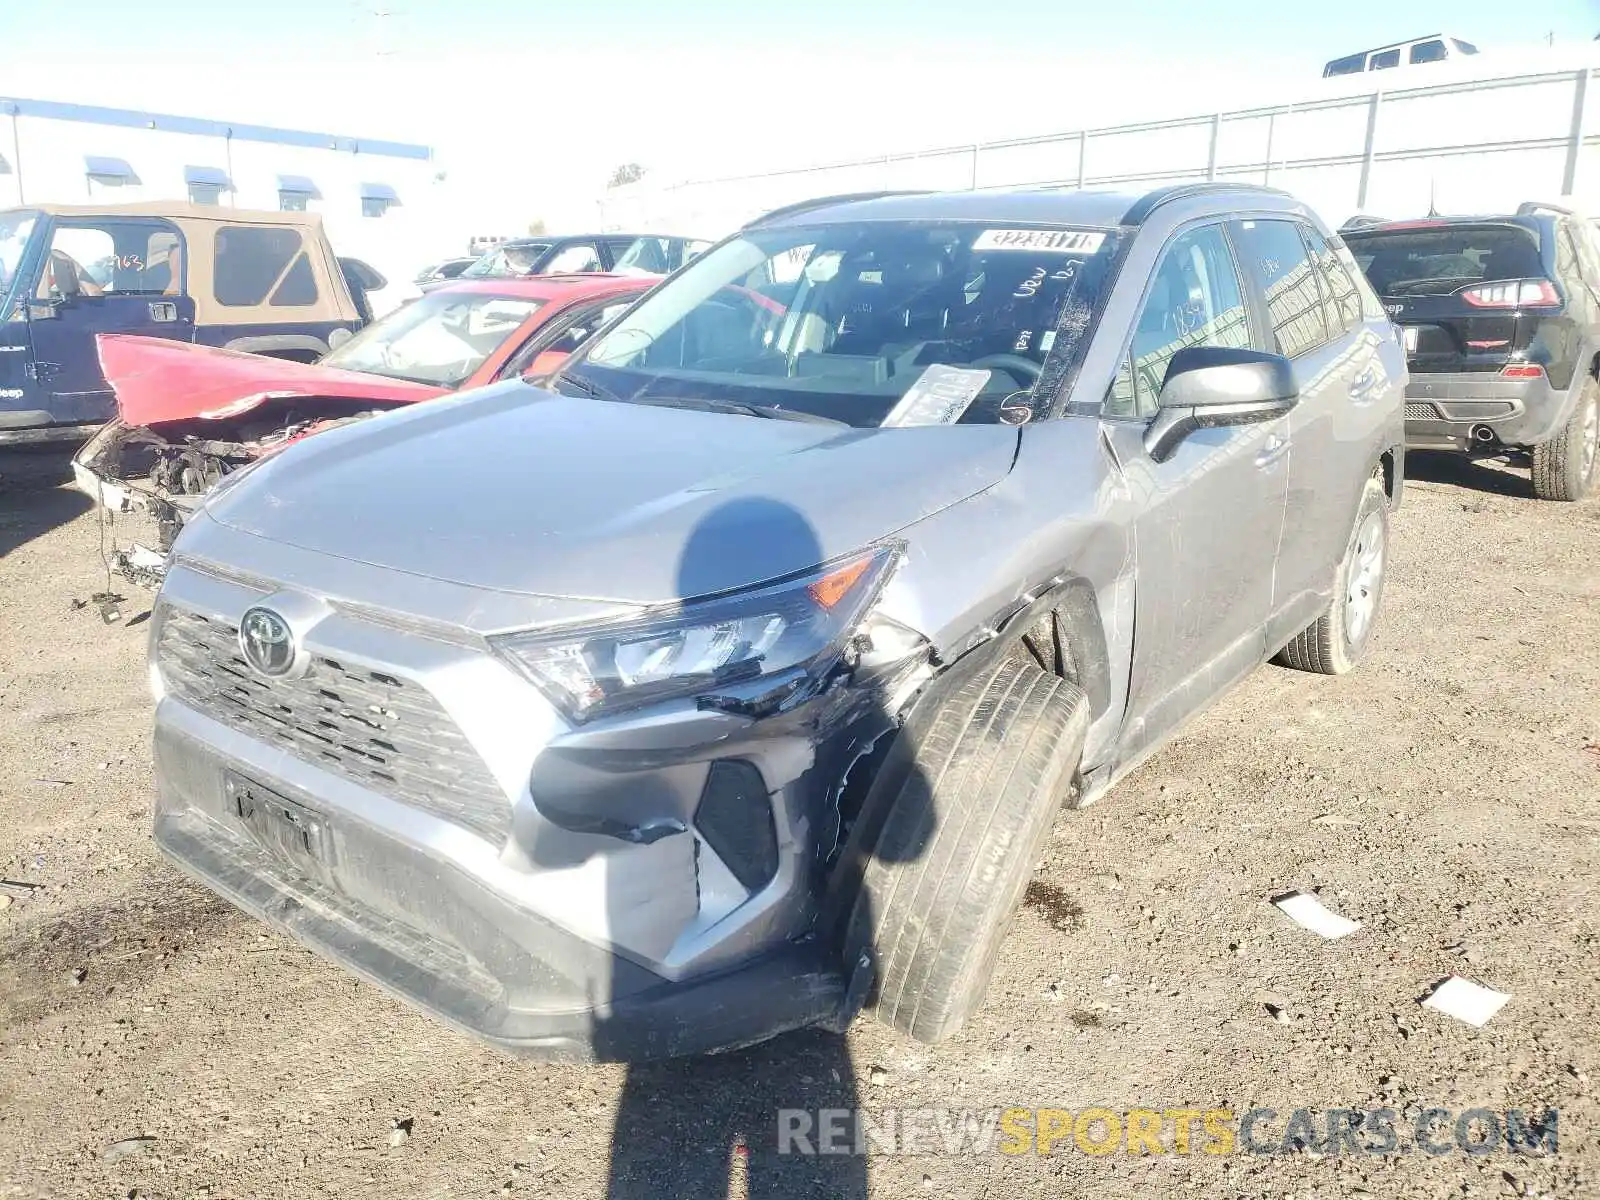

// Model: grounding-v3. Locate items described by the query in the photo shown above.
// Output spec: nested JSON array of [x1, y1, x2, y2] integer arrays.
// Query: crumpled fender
[[95, 333, 445, 426]]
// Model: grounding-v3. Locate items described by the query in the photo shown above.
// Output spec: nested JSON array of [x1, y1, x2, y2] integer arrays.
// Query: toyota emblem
[[239, 607, 297, 677]]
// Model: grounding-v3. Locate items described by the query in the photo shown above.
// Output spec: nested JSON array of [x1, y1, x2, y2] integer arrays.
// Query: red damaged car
[[72, 273, 653, 583]]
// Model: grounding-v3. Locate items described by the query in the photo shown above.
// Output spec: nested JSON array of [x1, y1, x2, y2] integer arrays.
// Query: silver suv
[[149, 185, 1406, 1059]]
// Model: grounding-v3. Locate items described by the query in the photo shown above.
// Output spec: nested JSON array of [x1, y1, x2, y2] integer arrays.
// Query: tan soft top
[[10, 201, 360, 326], [20, 200, 326, 228]]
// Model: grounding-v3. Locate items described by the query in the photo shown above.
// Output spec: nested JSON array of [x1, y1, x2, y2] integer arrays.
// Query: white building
[[0, 95, 448, 312]]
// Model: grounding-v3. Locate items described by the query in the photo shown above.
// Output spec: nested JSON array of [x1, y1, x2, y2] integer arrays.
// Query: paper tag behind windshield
[[973, 229, 1106, 254], [882, 365, 993, 428]]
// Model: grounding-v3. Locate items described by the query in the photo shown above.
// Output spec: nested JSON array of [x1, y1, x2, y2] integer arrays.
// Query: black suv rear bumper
[[1403, 372, 1573, 450]]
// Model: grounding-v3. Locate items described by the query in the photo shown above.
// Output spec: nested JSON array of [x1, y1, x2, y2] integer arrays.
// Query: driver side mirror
[[1143, 345, 1298, 463]]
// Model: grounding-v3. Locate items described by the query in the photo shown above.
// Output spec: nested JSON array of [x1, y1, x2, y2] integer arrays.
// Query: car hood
[[206, 383, 1020, 604], [97, 333, 445, 426]]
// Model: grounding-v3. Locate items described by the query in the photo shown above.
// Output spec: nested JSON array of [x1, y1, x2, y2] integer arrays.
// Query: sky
[[6, 0, 1600, 228]]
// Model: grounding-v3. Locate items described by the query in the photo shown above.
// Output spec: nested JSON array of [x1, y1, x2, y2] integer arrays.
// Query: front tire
[[1531, 377, 1599, 502], [841, 652, 1088, 1044], [1276, 473, 1389, 675]]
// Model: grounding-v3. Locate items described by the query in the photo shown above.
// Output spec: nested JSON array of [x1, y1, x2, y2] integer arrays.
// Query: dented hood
[[97, 333, 444, 426], [204, 382, 1020, 603]]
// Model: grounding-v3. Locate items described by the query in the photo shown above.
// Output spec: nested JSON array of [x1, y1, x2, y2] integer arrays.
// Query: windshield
[[1346, 224, 1545, 296], [463, 243, 549, 278], [0, 211, 39, 302], [320, 291, 543, 387], [568, 220, 1121, 427]]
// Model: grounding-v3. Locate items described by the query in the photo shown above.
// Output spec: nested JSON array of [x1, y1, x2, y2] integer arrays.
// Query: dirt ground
[[0, 446, 1596, 1200]]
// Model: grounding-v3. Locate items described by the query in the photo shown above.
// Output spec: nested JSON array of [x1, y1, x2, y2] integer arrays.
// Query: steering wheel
[[968, 353, 1042, 384]]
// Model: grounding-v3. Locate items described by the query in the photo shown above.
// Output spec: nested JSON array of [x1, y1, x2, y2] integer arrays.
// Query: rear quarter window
[[1346, 225, 1544, 297], [215, 226, 306, 306]]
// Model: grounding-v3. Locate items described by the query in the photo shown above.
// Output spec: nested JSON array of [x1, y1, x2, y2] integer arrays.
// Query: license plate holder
[[1403, 326, 1419, 352], [226, 772, 334, 875]]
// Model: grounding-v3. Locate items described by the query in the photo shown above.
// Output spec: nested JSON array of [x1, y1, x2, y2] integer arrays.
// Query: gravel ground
[[1, 447, 1596, 1199]]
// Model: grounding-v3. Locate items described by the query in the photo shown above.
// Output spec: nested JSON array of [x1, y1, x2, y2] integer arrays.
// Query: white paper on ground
[[1421, 976, 1511, 1027], [1272, 891, 1362, 939]]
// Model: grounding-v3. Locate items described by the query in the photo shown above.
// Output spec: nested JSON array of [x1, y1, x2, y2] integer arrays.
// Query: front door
[[25, 217, 196, 424], [1102, 222, 1290, 766]]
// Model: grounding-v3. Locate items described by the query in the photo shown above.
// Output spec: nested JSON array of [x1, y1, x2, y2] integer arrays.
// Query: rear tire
[[1531, 377, 1599, 502], [841, 652, 1088, 1044], [1276, 473, 1389, 675]]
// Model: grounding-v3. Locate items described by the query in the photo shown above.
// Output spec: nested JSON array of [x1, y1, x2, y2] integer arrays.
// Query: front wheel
[[1531, 377, 1599, 502], [839, 652, 1089, 1044], [1276, 473, 1389, 675]]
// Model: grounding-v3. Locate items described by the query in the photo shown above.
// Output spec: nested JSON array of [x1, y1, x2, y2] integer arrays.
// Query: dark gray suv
[[147, 184, 1406, 1059], [1345, 202, 1600, 501]]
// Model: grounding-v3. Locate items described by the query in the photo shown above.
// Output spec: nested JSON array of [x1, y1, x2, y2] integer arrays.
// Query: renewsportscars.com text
[[777, 1106, 1559, 1157]]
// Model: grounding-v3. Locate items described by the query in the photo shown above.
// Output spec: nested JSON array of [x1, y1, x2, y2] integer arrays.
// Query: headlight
[[492, 546, 898, 723]]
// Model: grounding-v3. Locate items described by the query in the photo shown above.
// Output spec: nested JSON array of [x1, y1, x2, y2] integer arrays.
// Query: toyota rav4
[[146, 184, 1405, 1059]]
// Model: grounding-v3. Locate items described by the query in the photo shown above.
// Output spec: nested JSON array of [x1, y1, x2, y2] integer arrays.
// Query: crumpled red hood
[[96, 333, 446, 426]]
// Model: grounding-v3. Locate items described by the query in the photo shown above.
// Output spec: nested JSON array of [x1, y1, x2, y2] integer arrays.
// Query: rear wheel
[[1531, 377, 1599, 502], [1276, 474, 1389, 675], [840, 651, 1088, 1044]]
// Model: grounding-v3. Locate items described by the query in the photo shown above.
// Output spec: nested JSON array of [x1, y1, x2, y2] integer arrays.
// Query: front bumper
[[154, 732, 845, 1059], [71, 425, 192, 586], [147, 561, 893, 1058], [1403, 372, 1572, 451]]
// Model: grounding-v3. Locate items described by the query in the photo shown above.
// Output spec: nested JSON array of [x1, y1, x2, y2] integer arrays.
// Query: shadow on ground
[[0, 447, 91, 558], [1405, 449, 1534, 499], [606, 1028, 867, 1198]]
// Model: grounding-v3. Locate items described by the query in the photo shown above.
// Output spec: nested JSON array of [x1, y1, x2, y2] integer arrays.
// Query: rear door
[[26, 217, 196, 423], [1229, 217, 1379, 639], [1344, 221, 1549, 377]]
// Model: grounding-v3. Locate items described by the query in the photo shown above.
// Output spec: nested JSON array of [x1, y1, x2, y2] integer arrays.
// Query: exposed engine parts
[[75, 401, 395, 587]]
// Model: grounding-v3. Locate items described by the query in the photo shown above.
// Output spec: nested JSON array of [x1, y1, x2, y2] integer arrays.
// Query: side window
[[1554, 223, 1580, 290], [1231, 219, 1329, 359], [214, 227, 304, 307], [1410, 39, 1447, 64], [1369, 48, 1401, 70], [1568, 222, 1600, 294], [544, 242, 603, 274], [269, 254, 318, 306], [36, 222, 184, 299], [1111, 224, 1251, 418], [1300, 224, 1363, 338], [542, 301, 630, 360]]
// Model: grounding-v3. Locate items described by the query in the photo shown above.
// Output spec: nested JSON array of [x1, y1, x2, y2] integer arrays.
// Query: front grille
[[1404, 401, 1441, 421], [158, 607, 510, 842]]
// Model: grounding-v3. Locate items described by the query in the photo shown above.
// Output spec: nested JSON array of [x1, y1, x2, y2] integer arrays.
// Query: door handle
[[149, 301, 178, 323], [1349, 367, 1378, 402], [1254, 434, 1289, 468]]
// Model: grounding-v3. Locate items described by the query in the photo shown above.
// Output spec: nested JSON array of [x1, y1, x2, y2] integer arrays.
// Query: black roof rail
[[742, 191, 931, 228], [1516, 200, 1576, 217], [1121, 182, 1294, 226]]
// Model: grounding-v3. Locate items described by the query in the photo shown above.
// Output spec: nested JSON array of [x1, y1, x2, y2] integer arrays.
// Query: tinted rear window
[[214, 226, 304, 306], [1345, 225, 1544, 297]]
